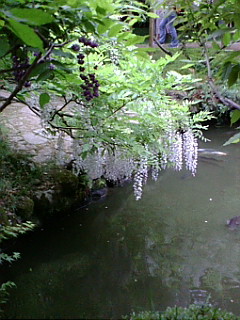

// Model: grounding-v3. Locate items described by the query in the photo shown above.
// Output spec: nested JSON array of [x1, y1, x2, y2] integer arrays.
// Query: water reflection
[[2, 127, 240, 319]]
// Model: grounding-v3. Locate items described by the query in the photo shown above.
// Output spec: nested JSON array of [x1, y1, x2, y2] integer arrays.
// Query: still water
[[2, 127, 240, 319]]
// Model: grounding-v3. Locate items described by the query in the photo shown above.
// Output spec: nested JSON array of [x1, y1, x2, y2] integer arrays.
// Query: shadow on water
[[1, 127, 240, 319]]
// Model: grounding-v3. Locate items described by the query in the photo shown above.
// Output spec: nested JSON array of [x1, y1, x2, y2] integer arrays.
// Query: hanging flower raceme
[[182, 129, 198, 176]]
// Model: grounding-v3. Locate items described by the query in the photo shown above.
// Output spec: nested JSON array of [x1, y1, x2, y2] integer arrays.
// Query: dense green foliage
[[0, 0, 239, 317], [150, 0, 240, 143], [0, 0, 209, 158], [0, 0, 213, 202], [125, 304, 239, 320]]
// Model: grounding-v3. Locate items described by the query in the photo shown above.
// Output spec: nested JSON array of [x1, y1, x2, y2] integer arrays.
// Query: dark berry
[[79, 36, 87, 43], [33, 51, 40, 57], [24, 81, 31, 87], [91, 42, 99, 48], [80, 74, 88, 81], [77, 53, 85, 60], [85, 39, 92, 46], [71, 44, 80, 51]]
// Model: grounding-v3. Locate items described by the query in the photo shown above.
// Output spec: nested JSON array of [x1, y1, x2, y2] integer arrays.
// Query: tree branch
[[0, 41, 70, 113], [154, 37, 173, 56], [0, 56, 40, 113], [202, 42, 240, 111]]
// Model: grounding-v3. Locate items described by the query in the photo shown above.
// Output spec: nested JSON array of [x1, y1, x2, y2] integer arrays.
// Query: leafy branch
[[203, 43, 240, 111]]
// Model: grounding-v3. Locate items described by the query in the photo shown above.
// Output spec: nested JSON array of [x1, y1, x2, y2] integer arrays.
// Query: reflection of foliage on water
[[104, 204, 185, 292], [201, 268, 223, 293], [4, 253, 95, 319], [199, 268, 240, 312]]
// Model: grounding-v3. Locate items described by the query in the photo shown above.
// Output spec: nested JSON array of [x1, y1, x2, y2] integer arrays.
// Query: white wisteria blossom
[[169, 131, 183, 171], [183, 129, 198, 176]]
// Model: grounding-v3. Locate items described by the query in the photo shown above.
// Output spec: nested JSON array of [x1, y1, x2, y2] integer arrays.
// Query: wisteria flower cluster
[[55, 125, 199, 201], [109, 40, 120, 65]]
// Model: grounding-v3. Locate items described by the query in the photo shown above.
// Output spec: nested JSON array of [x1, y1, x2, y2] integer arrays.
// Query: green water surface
[[2, 127, 240, 319]]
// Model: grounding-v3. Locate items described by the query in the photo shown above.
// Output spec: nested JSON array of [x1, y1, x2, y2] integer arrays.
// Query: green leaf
[[0, 38, 10, 57], [223, 132, 240, 146], [125, 35, 148, 46], [108, 23, 124, 37], [9, 8, 53, 26], [29, 62, 51, 77], [39, 93, 50, 108], [180, 63, 195, 70], [37, 70, 54, 81], [212, 41, 220, 51], [52, 49, 75, 59], [230, 110, 240, 126], [133, 50, 150, 59], [228, 65, 240, 87], [221, 62, 232, 82], [147, 12, 159, 18], [98, 18, 114, 34], [233, 30, 240, 42], [223, 32, 231, 46], [7, 19, 43, 49], [91, 117, 98, 126], [96, 0, 114, 13], [52, 61, 72, 73], [128, 18, 138, 27], [82, 19, 96, 33], [96, 6, 107, 15], [117, 31, 131, 41]]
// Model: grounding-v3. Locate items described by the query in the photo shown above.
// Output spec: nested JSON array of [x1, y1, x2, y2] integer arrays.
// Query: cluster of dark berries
[[71, 37, 100, 101], [80, 73, 100, 101], [77, 53, 85, 72], [78, 37, 99, 48], [12, 54, 31, 87]]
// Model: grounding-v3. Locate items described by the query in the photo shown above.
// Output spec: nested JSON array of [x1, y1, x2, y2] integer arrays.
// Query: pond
[[1, 126, 240, 319]]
